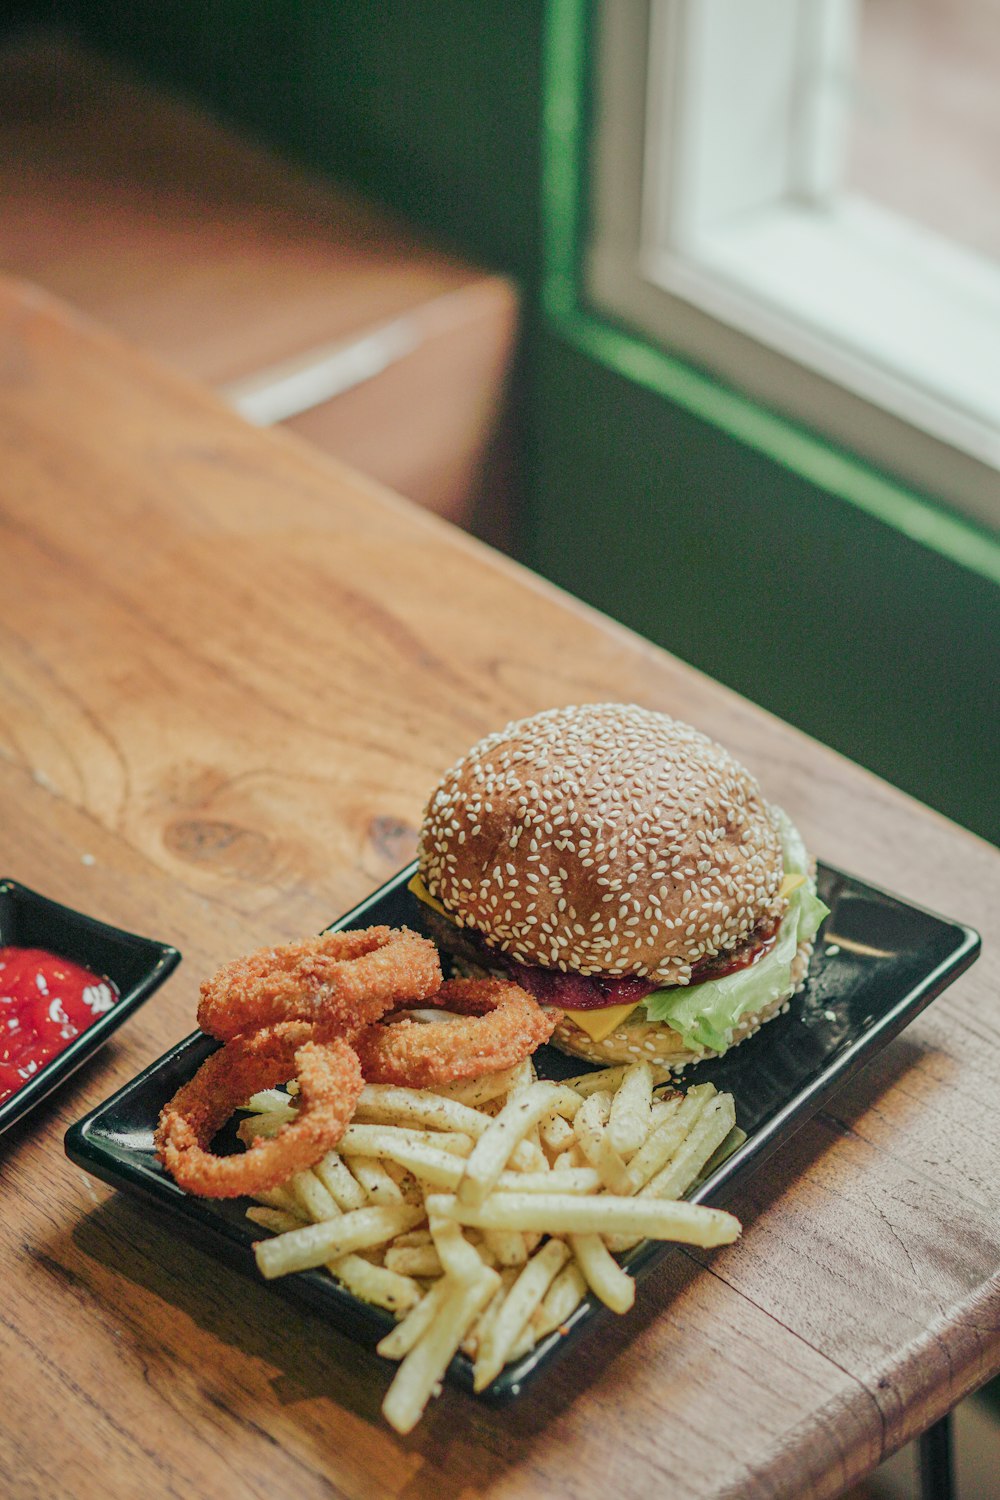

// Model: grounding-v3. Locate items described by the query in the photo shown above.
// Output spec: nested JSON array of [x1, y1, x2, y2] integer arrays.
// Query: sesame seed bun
[[419, 703, 785, 987]]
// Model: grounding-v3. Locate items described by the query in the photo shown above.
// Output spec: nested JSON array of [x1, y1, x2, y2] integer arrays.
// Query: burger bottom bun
[[548, 936, 815, 1075], [430, 907, 815, 1076]]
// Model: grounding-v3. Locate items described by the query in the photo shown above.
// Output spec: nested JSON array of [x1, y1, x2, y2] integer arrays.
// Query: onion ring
[[155, 1022, 362, 1198], [196, 926, 442, 1042], [354, 978, 558, 1089]]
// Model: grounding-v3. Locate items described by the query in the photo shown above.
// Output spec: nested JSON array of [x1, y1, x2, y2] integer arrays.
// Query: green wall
[[39, 2, 1000, 843], [532, 335, 999, 840], [66, 0, 544, 280]]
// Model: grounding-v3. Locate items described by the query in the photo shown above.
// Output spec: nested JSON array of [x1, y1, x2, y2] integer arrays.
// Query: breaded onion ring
[[155, 1022, 362, 1198], [354, 978, 558, 1089], [196, 926, 442, 1042]]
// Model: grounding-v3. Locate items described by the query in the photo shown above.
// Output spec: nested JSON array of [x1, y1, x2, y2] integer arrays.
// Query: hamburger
[[410, 703, 828, 1072]]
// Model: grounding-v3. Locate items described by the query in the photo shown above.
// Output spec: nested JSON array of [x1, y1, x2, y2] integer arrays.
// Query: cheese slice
[[563, 1000, 642, 1043], [779, 872, 807, 898], [408, 872, 454, 920]]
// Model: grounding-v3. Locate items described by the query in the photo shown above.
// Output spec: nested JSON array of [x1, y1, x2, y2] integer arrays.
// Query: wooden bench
[[0, 34, 519, 543]]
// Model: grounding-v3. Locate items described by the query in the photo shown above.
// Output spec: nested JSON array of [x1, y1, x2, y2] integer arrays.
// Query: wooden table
[[1, 272, 997, 1500]]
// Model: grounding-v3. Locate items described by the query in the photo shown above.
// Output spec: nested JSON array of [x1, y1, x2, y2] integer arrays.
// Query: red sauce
[[0, 946, 118, 1105], [504, 964, 656, 1011], [466, 914, 781, 1011], [687, 916, 781, 984]]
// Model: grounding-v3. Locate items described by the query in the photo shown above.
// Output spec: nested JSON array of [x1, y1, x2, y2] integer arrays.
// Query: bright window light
[[588, 0, 1000, 532]]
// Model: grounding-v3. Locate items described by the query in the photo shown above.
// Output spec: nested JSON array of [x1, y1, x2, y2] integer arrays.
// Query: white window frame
[[587, 0, 1000, 533]]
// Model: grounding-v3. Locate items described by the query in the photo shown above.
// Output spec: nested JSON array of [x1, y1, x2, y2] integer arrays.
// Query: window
[[588, 0, 1000, 532]]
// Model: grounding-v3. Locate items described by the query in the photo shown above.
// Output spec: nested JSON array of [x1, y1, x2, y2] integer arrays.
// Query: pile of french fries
[[238, 1059, 742, 1433]]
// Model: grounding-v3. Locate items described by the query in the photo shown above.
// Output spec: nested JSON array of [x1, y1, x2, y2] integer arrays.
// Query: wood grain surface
[[0, 273, 998, 1500]]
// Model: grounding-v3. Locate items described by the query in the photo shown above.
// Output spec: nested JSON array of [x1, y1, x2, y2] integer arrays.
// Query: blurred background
[[1, 2, 997, 1491]]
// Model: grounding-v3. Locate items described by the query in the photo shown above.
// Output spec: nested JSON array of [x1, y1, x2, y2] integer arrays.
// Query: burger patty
[[439, 911, 783, 1012]]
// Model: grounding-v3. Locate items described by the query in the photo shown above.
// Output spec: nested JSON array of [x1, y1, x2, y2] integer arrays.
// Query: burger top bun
[[418, 703, 785, 987]]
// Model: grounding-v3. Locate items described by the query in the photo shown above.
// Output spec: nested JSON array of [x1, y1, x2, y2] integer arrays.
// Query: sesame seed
[[420, 702, 784, 981]]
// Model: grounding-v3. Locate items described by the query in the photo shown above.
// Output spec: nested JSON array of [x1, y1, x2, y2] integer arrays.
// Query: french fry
[[314, 1150, 369, 1212], [382, 1160, 425, 1206], [254, 1204, 424, 1278], [471, 1238, 499, 1270], [700, 1124, 748, 1178], [625, 1083, 718, 1193], [461, 1268, 518, 1357], [506, 1059, 536, 1097], [576, 1089, 610, 1124], [481, 1227, 529, 1267], [552, 1144, 587, 1171], [510, 1136, 549, 1173], [338, 1124, 474, 1158], [392, 1228, 434, 1249], [288, 1168, 341, 1223], [606, 1060, 654, 1158], [253, 1187, 424, 1314], [377, 1277, 454, 1360], [641, 1093, 737, 1201], [504, 1323, 540, 1366], [355, 1085, 492, 1139], [382, 1270, 500, 1434], [559, 1064, 632, 1097], [573, 1090, 632, 1193], [236, 1110, 292, 1145], [600, 1230, 643, 1256], [328, 1254, 422, 1314], [252, 1183, 302, 1215], [648, 1094, 683, 1132], [424, 1191, 741, 1247], [596, 1092, 680, 1241], [276, 1168, 424, 1310], [242, 1048, 741, 1429], [472, 1238, 570, 1391], [241, 1088, 296, 1116], [531, 1261, 587, 1341], [495, 1167, 601, 1195], [384, 1245, 443, 1278], [355, 1138, 466, 1192], [570, 1234, 635, 1314], [428, 1067, 524, 1106], [457, 1082, 582, 1208], [246, 1206, 303, 1234], [428, 1215, 486, 1284], [539, 1110, 577, 1157], [496, 1074, 547, 1173], [350, 1158, 405, 1204]]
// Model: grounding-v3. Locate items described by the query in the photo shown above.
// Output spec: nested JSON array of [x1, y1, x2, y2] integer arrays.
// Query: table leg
[[918, 1413, 954, 1500]]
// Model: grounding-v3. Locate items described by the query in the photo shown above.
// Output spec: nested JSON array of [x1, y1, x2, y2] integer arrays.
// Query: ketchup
[[464, 915, 780, 1011], [687, 917, 780, 985], [0, 946, 118, 1104], [504, 964, 656, 1011]]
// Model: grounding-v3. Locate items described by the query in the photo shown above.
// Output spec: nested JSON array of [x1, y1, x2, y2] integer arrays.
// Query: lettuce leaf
[[641, 863, 829, 1055]]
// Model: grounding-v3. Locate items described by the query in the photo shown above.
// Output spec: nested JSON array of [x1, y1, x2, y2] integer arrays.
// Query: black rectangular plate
[[1, 878, 181, 1136], [65, 862, 979, 1401]]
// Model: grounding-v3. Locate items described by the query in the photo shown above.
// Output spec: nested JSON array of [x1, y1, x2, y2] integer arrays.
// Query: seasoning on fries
[[242, 1060, 742, 1433]]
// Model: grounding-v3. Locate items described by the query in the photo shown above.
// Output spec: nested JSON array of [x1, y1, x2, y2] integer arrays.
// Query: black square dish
[[0, 878, 180, 1134], [65, 862, 978, 1401]]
